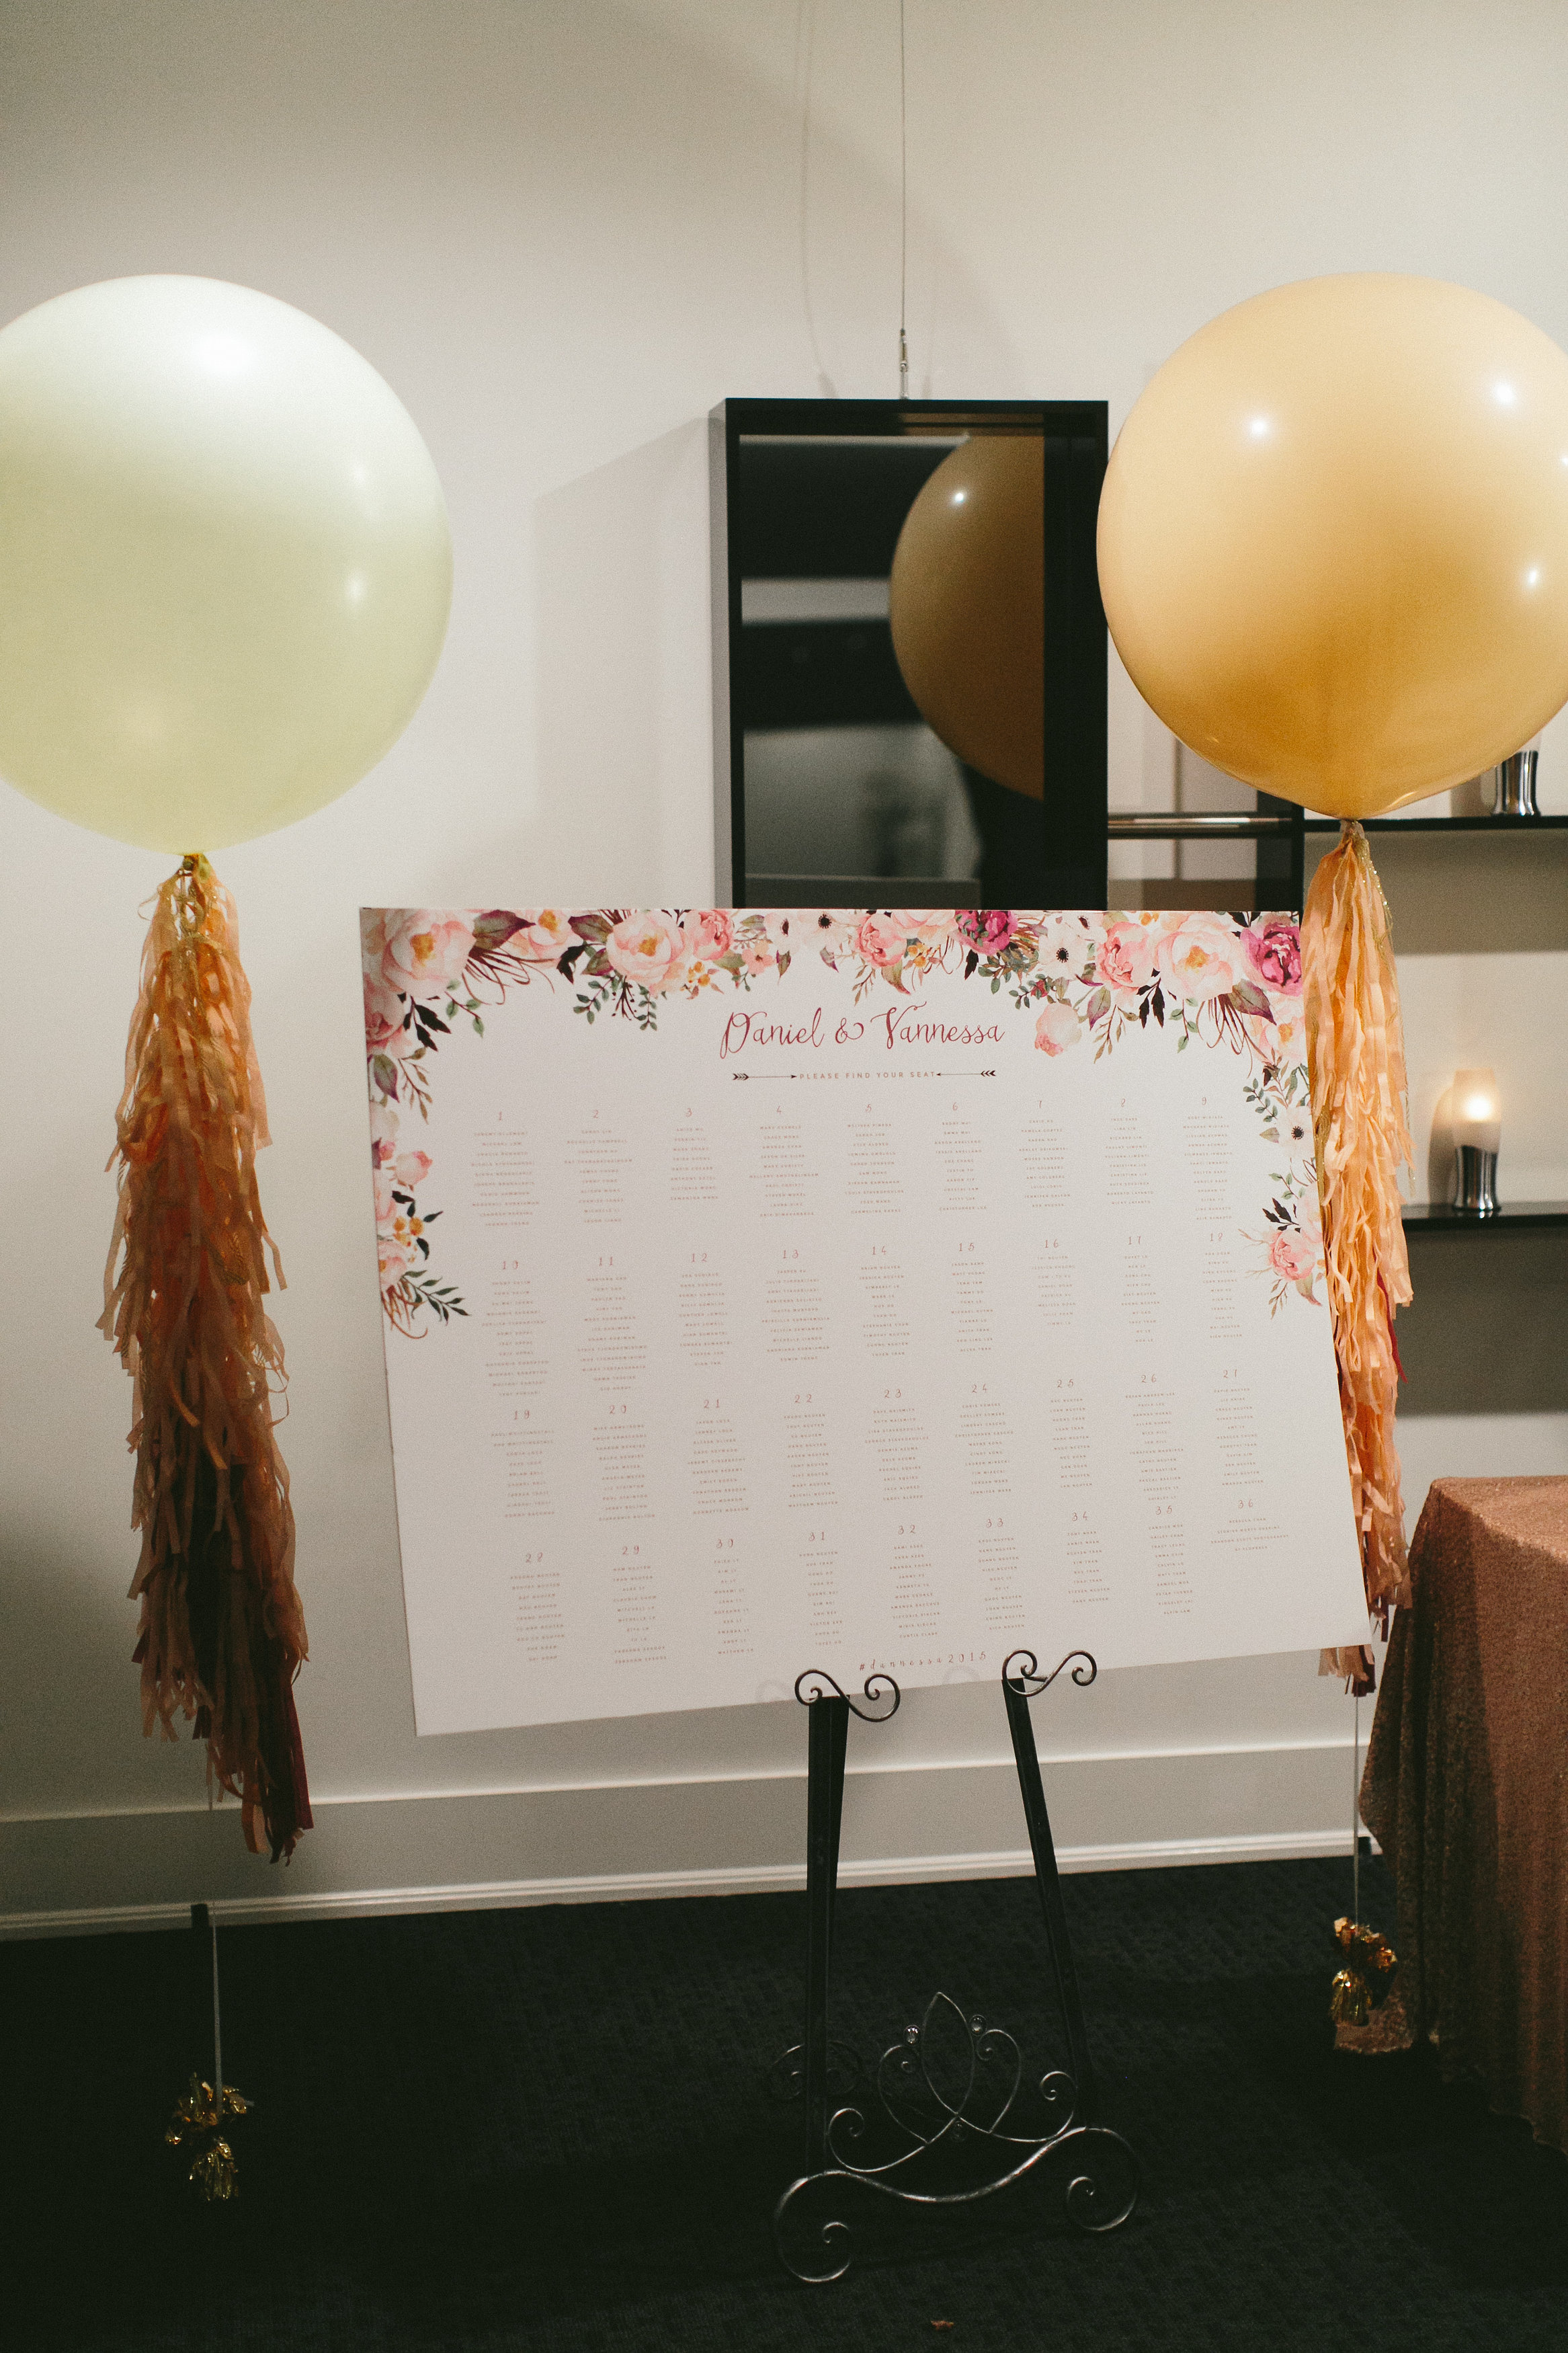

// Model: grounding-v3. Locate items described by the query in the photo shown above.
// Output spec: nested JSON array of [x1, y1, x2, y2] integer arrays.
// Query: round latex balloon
[[889, 434, 1044, 799], [1098, 274, 1568, 817], [0, 275, 452, 851]]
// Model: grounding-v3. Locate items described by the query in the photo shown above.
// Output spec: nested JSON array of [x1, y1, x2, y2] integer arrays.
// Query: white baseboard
[[0, 1738, 1365, 1940], [0, 1825, 1362, 1941]]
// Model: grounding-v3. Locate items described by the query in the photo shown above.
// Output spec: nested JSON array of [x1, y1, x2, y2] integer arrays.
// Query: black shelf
[[1303, 814, 1568, 834], [1403, 1201, 1568, 1233]]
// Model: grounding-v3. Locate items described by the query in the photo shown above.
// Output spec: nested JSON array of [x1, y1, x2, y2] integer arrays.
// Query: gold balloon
[[1098, 274, 1568, 817], [889, 434, 1044, 799]]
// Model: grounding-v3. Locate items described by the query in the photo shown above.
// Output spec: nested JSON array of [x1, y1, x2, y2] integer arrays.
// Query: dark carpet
[[5, 1857, 1565, 2350]]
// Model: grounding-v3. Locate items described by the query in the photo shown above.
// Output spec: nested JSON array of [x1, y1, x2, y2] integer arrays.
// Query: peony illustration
[[958, 908, 1018, 955], [520, 908, 575, 959], [1269, 1225, 1317, 1283], [1243, 1004, 1307, 1071], [682, 908, 734, 961], [376, 1228, 413, 1289], [1034, 999, 1082, 1056], [364, 971, 407, 1058], [380, 910, 477, 1001], [1095, 919, 1159, 1006], [604, 912, 686, 992], [1157, 914, 1243, 1002], [1249, 1201, 1321, 1310], [891, 910, 960, 949], [1243, 916, 1303, 997], [856, 910, 907, 967]]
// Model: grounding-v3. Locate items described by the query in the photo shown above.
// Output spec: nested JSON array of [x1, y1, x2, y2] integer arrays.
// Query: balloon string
[[210, 1905, 224, 2104], [1352, 1693, 1361, 1924], [898, 0, 909, 399]]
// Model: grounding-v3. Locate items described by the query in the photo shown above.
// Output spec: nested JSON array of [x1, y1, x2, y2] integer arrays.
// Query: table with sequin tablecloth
[[1360, 1476, 1568, 2151]]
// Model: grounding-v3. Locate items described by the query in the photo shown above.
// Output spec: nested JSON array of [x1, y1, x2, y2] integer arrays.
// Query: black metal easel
[[770, 1651, 1139, 2282]]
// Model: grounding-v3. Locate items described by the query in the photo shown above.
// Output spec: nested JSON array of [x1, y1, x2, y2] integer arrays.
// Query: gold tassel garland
[[1303, 822, 1415, 1695], [99, 856, 311, 1860]]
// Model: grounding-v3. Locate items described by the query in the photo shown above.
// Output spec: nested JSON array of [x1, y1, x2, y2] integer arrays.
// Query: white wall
[[3, 0, 1565, 1932]]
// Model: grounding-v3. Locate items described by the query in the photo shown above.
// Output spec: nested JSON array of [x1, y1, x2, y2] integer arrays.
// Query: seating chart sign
[[362, 906, 1368, 1736]]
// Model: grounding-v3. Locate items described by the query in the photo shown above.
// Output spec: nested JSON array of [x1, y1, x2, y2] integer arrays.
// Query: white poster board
[[361, 906, 1368, 1735]]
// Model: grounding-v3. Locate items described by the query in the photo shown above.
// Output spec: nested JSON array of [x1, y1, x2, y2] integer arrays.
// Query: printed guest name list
[[361, 904, 1369, 1735]]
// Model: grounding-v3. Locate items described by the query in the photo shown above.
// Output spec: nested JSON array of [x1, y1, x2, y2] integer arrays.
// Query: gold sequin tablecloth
[[1360, 1476, 1568, 2151]]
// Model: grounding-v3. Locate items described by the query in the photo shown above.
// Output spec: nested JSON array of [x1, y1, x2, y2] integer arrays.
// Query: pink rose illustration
[[1268, 1226, 1317, 1283], [604, 912, 686, 992], [857, 910, 907, 967], [381, 911, 477, 1002], [364, 971, 407, 1056], [1157, 915, 1241, 1003], [372, 1167, 397, 1228], [395, 1149, 434, 1189], [1095, 921, 1158, 1004], [1244, 917, 1303, 997], [682, 908, 733, 961], [958, 908, 1018, 955], [741, 933, 775, 974], [1034, 1000, 1082, 1056]]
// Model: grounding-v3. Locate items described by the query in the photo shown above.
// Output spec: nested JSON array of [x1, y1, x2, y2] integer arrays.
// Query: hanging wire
[[898, 0, 909, 397]]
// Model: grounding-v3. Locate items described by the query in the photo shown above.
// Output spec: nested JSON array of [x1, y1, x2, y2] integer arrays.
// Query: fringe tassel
[[1303, 822, 1415, 1696], [99, 856, 311, 1860]]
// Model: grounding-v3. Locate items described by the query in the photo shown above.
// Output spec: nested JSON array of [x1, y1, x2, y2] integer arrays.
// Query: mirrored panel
[[1109, 741, 1304, 916], [711, 399, 1108, 909]]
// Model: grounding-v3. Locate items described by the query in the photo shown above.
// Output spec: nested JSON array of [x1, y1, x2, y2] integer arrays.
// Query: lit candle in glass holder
[[1450, 1067, 1501, 1213]]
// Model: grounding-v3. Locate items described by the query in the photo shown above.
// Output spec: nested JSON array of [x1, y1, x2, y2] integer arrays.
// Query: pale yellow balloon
[[0, 275, 452, 852], [1098, 274, 1568, 817], [890, 435, 1044, 799]]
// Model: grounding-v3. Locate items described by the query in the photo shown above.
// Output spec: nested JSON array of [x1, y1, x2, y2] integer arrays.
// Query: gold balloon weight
[[167, 1905, 251, 2200], [1330, 1918, 1399, 2028], [1330, 1702, 1397, 2036], [166, 2074, 252, 2202]]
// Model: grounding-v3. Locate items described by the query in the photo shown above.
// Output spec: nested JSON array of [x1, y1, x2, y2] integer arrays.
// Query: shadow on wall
[[0, 1513, 210, 1821], [515, 0, 1022, 907], [531, 423, 712, 903], [1398, 1230, 1568, 1417]]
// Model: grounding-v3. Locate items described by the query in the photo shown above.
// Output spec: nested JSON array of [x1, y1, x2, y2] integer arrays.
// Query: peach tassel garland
[[1303, 822, 1415, 1696], [99, 855, 311, 1859]]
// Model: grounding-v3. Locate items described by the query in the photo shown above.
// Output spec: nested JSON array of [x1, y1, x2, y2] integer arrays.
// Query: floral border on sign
[[362, 906, 1318, 1332]]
